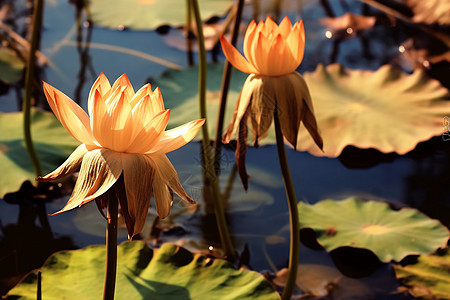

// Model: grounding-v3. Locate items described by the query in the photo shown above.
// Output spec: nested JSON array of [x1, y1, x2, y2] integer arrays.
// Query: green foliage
[[88, 0, 233, 30], [0, 109, 79, 197], [0, 48, 24, 84], [298, 197, 449, 262], [7, 241, 279, 299], [394, 248, 450, 299]]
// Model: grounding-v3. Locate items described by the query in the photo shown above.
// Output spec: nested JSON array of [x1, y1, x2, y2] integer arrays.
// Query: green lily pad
[[298, 64, 450, 157], [88, 0, 233, 30], [394, 248, 450, 299], [298, 197, 449, 262], [150, 63, 253, 141], [7, 241, 279, 299], [0, 48, 25, 84], [0, 109, 79, 197]]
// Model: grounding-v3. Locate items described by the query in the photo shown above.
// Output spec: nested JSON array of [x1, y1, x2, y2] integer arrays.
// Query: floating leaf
[[7, 242, 279, 299], [298, 197, 449, 262], [149, 63, 249, 140], [88, 0, 233, 30], [404, 0, 450, 25], [298, 64, 450, 157], [0, 48, 24, 84], [0, 109, 79, 197], [394, 248, 450, 299]]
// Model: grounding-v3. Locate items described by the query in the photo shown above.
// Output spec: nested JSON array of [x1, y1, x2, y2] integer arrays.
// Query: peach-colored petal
[[126, 109, 170, 153], [104, 74, 134, 104], [262, 16, 277, 35], [121, 153, 155, 236], [151, 154, 195, 205], [152, 175, 172, 219], [253, 32, 271, 75], [150, 119, 205, 154], [51, 149, 122, 215], [37, 144, 90, 182], [104, 90, 134, 152], [88, 73, 111, 117], [278, 17, 292, 38], [129, 83, 152, 108], [91, 89, 113, 148], [286, 22, 305, 65], [43, 82, 95, 146], [220, 34, 258, 74]]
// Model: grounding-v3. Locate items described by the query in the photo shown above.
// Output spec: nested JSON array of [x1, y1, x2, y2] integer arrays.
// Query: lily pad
[[0, 109, 79, 197], [88, 0, 233, 30], [298, 64, 450, 157], [150, 63, 251, 141], [0, 48, 24, 84], [394, 248, 450, 299], [7, 241, 279, 299], [298, 197, 449, 262]]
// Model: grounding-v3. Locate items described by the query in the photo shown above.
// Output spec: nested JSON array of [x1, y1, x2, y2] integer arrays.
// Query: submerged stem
[[24, 0, 43, 178], [103, 191, 118, 300], [274, 106, 300, 300], [190, 0, 235, 261]]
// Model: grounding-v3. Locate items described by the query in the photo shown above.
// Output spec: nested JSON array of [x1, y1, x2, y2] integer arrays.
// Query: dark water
[[1, 0, 448, 298]]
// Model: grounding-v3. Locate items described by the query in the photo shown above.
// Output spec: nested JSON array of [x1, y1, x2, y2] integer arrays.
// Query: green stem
[[213, 0, 245, 166], [190, 0, 235, 261], [23, 0, 44, 178], [274, 106, 299, 300], [103, 191, 118, 300]]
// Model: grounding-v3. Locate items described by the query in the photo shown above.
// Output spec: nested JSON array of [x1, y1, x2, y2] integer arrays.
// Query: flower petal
[[150, 118, 205, 154], [223, 74, 259, 143], [88, 73, 111, 117], [278, 16, 292, 38], [126, 109, 170, 153], [104, 74, 134, 104], [51, 149, 123, 215], [121, 153, 155, 236], [37, 144, 90, 182], [150, 154, 195, 205], [152, 176, 172, 219], [220, 34, 258, 74], [42, 82, 95, 146], [286, 21, 305, 67], [236, 110, 250, 190], [249, 77, 275, 146]]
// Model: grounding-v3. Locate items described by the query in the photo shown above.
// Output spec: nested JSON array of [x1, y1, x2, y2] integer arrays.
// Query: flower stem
[[103, 191, 118, 300], [23, 0, 43, 178], [213, 0, 245, 166], [190, 0, 235, 261], [274, 106, 299, 300]]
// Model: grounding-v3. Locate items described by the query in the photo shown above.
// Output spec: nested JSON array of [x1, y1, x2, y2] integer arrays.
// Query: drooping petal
[[88, 73, 111, 117], [51, 149, 123, 215], [152, 175, 172, 219], [126, 109, 170, 153], [42, 82, 95, 146], [150, 119, 205, 154], [220, 34, 258, 74], [150, 154, 195, 205], [275, 74, 302, 148], [223, 75, 258, 143], [290, 73, 323, 150], [121, 153, 154, 237], [37, 144, 90, 182], [249, 77, 275, 146]]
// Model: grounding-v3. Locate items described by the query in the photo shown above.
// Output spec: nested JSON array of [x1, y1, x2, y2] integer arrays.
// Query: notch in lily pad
[[298, 197, 449, 262]]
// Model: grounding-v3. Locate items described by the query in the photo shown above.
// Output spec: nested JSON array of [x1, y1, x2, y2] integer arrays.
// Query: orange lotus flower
[[220, 16, 305, 77], [38, 73, 205, 237], [220, 17, 323, 189]]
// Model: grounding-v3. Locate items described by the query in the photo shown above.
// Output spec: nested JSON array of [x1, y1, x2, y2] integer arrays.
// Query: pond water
[[1, 0, 449, 298]]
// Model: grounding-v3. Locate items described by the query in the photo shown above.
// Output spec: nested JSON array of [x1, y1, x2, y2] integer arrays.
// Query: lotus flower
[[38, 73, 205, 238], [220, 17, 323, 189]]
